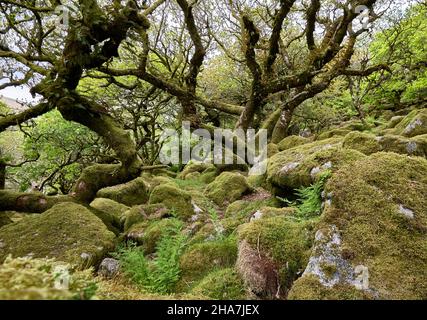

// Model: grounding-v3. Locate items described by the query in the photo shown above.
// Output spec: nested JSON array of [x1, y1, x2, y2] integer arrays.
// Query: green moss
[[204, 172, 251, 206], [191, 268, 249, 300], [0, 203, 116, 268], [277, 136, 310, 151], [123, 204, 169, 231], [295, 152, 427, 299], [267, 141, 365, 191], [0, 212, 13, 228], [0, 256, 97, 300], [343, 131, 382, 155], [267, 143, 280, 156], [393, 108, 427, 137], [317, 129, 352, 140], [149, 184, 194, 220], [142, 175, 177, 192], [237, 216, 317, 293], [178, 236, 238, 291], [96, 177, 149, 206], [288, 274, 369, 300], [247, 173, 267, 189], [178, 162, 215, 180], [378, 134, 427, 157], [90, 198, 129, 222]]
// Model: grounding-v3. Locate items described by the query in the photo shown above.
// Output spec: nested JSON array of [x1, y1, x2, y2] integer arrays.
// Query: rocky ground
[[0, 108, 426, 300]]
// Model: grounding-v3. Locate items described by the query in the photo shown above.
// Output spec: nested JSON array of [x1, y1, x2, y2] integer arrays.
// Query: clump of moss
[[191, 268, 249, 300], [204, 172, 251, 206], [343, 131, 382, 155], [0, 202, 116, 268], [317, 129, 352, 140], [178, 236, 238, 291], [0, 256, 97, 300], [237, 216, 317, 297], [149, 184, 194, 220], [0, 212, 13, 228], [96, 177, 149, 206], [291, 152, 427, 299], [247, 173, 267, 189], [393, 108, 427, 137], [277, 135, 310, 151], [90, 198, 129, 223], [267, 141, 365, 191], [142, 175, 177, 192], [267, 143, 280, 157], [178, 162, 215, 180]]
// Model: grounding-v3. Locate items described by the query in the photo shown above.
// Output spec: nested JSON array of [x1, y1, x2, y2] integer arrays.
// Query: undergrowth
[[113, 220, 188, 294], [278, 170, 331, 219]]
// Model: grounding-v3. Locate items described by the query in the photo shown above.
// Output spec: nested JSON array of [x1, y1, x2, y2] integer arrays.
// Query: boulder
[[149, 184, 194, 220], [178, 162, 214, 180], [90, 198, 129, 223], [190, 268, 249, 300], [178, 236, 238, 290], [237, 216, 315, 298], [277, 135, 310, 151], [267, 139, 364, 191], [289, 152, 427, 299], [392, 108, 427, 137], [98, 258, 120, 279], [0, 202, 116, 268], [204, 172, 251, 205], [343, 131, 382, 155], [96, 177, 149, 206], [343, 131, 427, 158]]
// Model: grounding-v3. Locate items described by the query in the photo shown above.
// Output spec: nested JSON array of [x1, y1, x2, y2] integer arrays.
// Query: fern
[[114, 221, 187, 294], [295, 170, 331, 218]]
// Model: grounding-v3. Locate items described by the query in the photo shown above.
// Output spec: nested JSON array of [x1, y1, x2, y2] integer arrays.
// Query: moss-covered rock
[[343, 131, 427, 157], [317, 129, 352, 140], [289, 153, 427, 299], [237, 216, 316, 297], [204, 172, 251, 206], [178, 236, 238, 291], [96, 177, 149, 206], [123, 204, 169, 231], [191, 268, 249, 300], [393, 108, 427, 137], [149, 184, 194, 220], [142, 175, 177, 192], [199, 167, 218, 184], [267, 143, 280, 157], [178, 162, 214, 180], [377, 134, 427, 157], [0, 203, 116, 268], [343, 131, 382, 155], [277, 136, 310, 151], [126, 218, 183, 254], [0, 256, 97, 300], [90, 198, 129, 223], [267, 140, 364, 191]]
